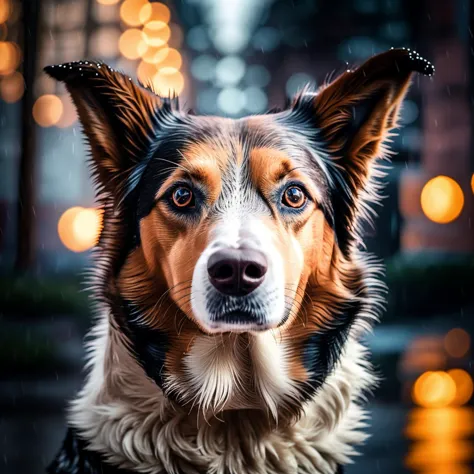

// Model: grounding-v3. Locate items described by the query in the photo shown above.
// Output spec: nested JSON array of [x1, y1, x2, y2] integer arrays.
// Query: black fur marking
[[300, 300, 362, 400], [113, 297, 170, 390], [47, 428, 135, 474]]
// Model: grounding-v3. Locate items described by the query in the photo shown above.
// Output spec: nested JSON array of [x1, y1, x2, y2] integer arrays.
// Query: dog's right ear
[[45, 61, 172, 197]]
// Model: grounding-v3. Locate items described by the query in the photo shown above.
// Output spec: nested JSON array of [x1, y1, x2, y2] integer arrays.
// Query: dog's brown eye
[[172, 187, 194, 208], [282, 186, 306, 208]]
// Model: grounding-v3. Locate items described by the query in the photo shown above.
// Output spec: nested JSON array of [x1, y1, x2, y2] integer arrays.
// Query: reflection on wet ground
[[1, 313, 473, 474]]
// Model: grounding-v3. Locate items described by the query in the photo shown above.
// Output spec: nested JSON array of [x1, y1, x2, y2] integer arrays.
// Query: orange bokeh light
[[142, 20, 170, 47], [58, 207, 103, 253], [471, 174, 474, 194], [57, 94, 77, 129], [445, 328, 471, 358], [0, 71, 24, 103], [421, 176, 464, 224], [141, 45, 170, 64], [152, 67, 184, 96], [412, 371, 457, 408], [157, 48, 182, 69], [139, 2, 170, 24], [0, 0, 10, 24], [137, 60, 158, 85], [448, 369, 474, 406], [120, 0, 148, 27], [0, 41, 21, 76], [33, 94, 63, 127], [119, 28, 148, 60]]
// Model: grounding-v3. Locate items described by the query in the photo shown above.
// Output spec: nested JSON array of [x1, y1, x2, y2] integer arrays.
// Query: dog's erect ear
[[44, 61, 170, 196], [291, 48, 434, 249], [293, 48, 434, 183]]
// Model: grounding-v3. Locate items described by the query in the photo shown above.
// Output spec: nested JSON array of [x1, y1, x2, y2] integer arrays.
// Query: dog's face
[[46, 50, 432, 415]]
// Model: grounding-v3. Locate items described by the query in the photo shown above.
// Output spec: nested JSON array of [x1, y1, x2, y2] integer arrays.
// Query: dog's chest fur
[[49, 313, 373, 474]]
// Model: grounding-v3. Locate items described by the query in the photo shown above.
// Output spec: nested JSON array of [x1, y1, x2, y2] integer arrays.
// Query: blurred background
[[0, 0, 473, 473]]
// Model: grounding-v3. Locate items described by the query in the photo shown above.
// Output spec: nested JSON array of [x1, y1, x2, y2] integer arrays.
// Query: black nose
[[207, 248, 268, 296]]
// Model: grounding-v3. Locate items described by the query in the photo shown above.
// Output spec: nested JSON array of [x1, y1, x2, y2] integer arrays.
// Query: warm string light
[[118, 1, 185, 97]]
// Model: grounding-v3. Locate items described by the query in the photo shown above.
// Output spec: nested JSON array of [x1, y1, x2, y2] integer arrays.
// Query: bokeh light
[[57, 94, 78, 129], [137, 60, 158, 85], [156, 48, 182, 69], [119, 28, 148, 60], [120, 0, 148, 27], [142, 21, 170, 47], [215, 56, 246, 86], [421, 176, 464, 224], [139, 2, 170, 24], [152, 68, 184, 96], [412, 371, 457, 408], [58, 207, 103, 253], [0, 41, 21, 76], [444, 328, 471, 358], [448, 369, 474, 406], [33, 95, 63, 128], [0, 71, 24, 103], [0, 0, 10, 24], [405, 407, 474, 473], [471, 173, 474, 194], [142, 45, 169, 64]]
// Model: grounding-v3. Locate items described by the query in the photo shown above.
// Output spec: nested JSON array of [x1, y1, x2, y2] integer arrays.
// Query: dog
[[45, 48, 433, 474]]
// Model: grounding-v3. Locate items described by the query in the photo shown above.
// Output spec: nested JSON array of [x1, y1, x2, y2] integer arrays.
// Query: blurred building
[[0, 0, 472, 273]]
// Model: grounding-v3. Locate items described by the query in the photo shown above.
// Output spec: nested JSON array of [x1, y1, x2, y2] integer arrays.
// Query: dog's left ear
[[293, 48, 433, 183], [291, 48, 433, 248], [44, 61, 171, 198]]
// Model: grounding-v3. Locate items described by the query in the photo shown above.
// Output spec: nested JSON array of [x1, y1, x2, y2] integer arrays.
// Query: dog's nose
[[207, 248, 268, 296]]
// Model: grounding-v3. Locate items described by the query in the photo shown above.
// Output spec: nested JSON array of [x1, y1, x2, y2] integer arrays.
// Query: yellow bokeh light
[[157, 48, 182, 69], [139, 2, 170, 24], [33, 94, 63, 127], [141, 45, 170, 64], [0, 41, 21, 76], [0, 71, 24, 103], [58, 207, 103, 253], [421, 176, 464, 224], [412, 371, 457, 408], [405, 439, 473, 470], [57, 94, 77, 129], [445, 328, 471, 358], [448, 369, 474, 406], [120, 0, 148, 27], [142, 20, 170, 47], [97, 0, 120, 5], [152, 68, 184, 96], [119, 28, 148, 60], [406, 407, 474, 440], [0, 0, 10, 24], [137, 60, 158, 85]]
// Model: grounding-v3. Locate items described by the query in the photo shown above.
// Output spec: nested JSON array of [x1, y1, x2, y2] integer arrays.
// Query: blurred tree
[[15, 0, 40, 271]]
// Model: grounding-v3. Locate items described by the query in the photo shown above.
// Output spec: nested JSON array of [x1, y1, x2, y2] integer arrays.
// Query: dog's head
[[46, 49, 432, 417]]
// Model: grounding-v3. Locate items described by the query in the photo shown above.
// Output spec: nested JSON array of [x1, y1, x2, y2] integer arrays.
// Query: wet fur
[[45, 49, 433, 474]]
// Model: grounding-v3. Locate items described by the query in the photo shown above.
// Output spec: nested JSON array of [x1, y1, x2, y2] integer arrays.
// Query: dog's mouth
[[206, 310, 273, 333]]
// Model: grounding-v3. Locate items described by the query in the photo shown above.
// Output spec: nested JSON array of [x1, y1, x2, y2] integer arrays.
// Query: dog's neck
[[55, 311, 372, 474]]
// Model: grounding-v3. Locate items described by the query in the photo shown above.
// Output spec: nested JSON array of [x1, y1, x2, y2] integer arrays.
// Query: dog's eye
[[282, 186, 306, 208], [172, 186, 194, 208]]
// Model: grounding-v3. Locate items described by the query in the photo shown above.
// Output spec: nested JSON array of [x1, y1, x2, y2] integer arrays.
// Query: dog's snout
[[207, 248, 268, 296]]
